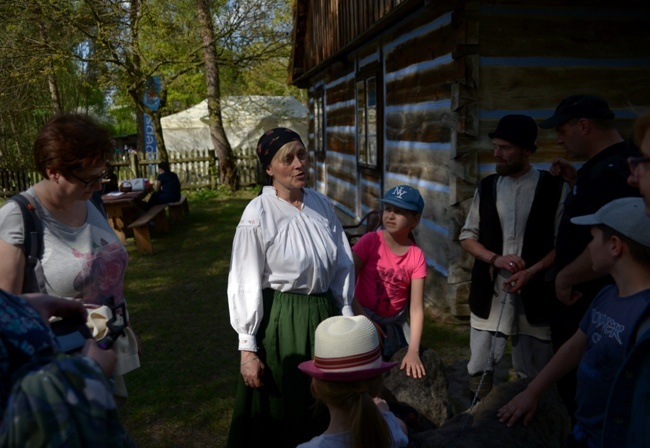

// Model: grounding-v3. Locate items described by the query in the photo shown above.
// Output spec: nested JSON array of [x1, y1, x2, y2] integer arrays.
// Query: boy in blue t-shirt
[[497, 197, 650, 447]]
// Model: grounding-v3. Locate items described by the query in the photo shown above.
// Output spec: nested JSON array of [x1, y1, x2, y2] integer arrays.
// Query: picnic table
[[101, 189, 150, 243]]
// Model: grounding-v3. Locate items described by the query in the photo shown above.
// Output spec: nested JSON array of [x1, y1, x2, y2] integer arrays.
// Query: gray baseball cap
[[571, 197, 650, 247]]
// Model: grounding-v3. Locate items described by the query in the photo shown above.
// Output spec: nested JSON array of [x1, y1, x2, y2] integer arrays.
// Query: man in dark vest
[[460, 114, 569, 399], [540, 94, 640, 420]]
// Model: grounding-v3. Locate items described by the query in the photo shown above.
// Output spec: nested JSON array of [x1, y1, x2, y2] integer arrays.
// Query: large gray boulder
[[382, 347, 453, 429], [409, 378, 571, 448]]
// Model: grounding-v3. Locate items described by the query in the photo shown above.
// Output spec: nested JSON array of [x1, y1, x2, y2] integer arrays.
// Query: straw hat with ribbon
[[299, 315, 397, 381]]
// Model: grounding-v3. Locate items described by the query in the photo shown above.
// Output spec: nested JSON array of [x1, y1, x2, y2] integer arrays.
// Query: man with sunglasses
[[539, 94, 640, 420]]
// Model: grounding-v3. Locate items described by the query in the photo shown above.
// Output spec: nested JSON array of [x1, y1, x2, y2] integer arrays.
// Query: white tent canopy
[[161, 95, 308, 153]]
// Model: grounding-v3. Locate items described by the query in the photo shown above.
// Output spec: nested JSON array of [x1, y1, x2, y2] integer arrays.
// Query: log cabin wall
[[382, 6, 478, 317], [291, 0, 650, 319], [454, 1, 650, 316]]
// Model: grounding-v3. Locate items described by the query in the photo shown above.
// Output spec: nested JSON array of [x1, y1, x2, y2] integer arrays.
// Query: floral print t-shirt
[[0, 188, 128, 305]]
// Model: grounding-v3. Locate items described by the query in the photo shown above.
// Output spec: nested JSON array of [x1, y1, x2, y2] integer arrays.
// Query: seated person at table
[[101, 162, 119, 194], [145, 161, 181, 210]]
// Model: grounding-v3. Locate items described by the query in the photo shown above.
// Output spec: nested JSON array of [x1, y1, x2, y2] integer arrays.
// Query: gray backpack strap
[[7, 193, 47, 293]]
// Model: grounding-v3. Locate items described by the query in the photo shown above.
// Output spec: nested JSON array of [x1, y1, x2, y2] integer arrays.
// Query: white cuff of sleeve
[[238, 334, 257, 352]]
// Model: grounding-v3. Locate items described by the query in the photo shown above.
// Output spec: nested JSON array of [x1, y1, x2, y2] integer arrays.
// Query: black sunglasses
[[68, 166, 113, 188]]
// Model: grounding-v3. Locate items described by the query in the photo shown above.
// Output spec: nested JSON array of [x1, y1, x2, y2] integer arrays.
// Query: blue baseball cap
[[379, 185, 424, 214]]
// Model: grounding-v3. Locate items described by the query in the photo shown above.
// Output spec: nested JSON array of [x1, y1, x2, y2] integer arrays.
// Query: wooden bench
[[127, 204, 169, 254], [167, 194, 189, 226]]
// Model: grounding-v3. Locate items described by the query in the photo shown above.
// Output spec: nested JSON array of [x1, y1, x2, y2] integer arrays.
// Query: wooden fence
[[0, 147, 262, 198]]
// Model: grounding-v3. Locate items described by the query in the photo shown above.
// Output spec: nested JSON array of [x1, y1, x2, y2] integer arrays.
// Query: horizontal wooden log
[[385, 141, 449, 168], [358, 41, 379, 62], [385, 159, 449, 188], [357, 172, 382, 212], [385, 63, 465, 104], [325, 132, 355, 155], [384, 24, 461, 74], [326, 109, 356, 127], [385, 110, 453, 142], [479, 67, 650, 110], [326, 178, 356, 212], [480, 8, 650, 58], [327, 164, 357, 186], [325, 78, 355, 104]]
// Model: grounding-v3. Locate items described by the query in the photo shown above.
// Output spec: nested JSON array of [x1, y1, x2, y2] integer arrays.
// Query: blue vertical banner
[[142, 76, 161, 173], [144, 113, 157, 164]]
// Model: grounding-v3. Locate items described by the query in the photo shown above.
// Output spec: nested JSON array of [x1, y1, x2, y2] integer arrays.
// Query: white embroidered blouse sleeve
[[327, 207, 355, 316], [227, 216, 267, 352]]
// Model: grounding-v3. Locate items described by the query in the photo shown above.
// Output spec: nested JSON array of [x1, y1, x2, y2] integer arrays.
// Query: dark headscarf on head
[[256, 128, 304, 172]]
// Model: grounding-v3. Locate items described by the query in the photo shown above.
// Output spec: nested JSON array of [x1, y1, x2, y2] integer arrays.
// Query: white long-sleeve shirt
[[228, 186, 354, 351]]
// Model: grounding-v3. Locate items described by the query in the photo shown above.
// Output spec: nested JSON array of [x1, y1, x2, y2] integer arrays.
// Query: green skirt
[[227, 289, 339, 448]]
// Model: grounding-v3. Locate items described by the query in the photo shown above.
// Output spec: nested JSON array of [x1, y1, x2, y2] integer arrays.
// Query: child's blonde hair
[[311, 376, 393, 448]]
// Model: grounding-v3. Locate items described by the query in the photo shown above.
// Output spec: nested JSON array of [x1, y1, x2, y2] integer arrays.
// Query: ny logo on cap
[[393, 186, 408, 199]]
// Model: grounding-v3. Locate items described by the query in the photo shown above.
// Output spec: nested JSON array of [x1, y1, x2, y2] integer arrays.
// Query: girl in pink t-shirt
[[352, 185, 427, 378]]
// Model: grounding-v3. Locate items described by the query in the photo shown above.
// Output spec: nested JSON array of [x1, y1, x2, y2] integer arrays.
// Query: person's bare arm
[[240, 350, 265, 388], [401, 277, 425, 378], [460, 238, 525, 274], [505, 249, 556, 294], [549, 158, 577, 188], [21, 293, 88, 324], [82, 339, 117, 377], [497, 329, 586, 426], [0, 240, 25, 294]]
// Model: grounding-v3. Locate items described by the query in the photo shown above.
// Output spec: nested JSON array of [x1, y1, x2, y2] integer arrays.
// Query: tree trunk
[[35, 18, 61, 113], [151, 110, 168, 163], [129, 0, 146, 162], [197, 0, 237, 190]]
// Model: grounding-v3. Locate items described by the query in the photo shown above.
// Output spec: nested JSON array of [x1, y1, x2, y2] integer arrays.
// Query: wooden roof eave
[[289, 0, 308, 87], [290, 0, 435, 88]]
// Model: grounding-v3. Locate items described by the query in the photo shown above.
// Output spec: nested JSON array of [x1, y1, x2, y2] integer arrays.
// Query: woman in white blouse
[[226, 128, 355, 448]]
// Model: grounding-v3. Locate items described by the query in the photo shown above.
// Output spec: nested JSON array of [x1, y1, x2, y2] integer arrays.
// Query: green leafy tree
[[0, 0, 108, 167], [0, 0, 297, 184]]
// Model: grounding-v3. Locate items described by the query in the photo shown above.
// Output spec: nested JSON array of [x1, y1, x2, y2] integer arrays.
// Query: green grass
[[421, 318, 471, 365], [118, 189, 256, 447]]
